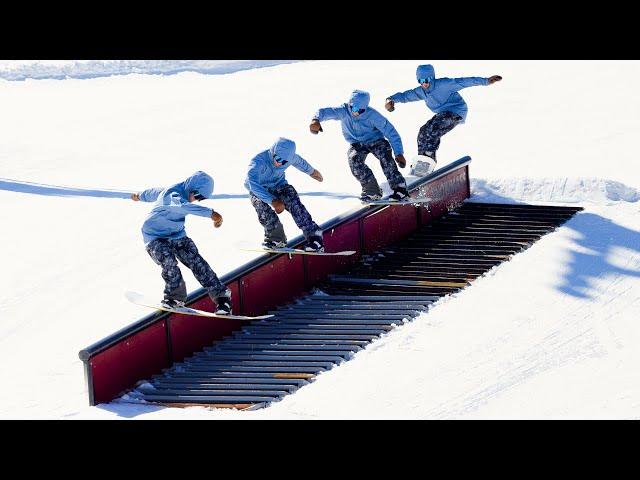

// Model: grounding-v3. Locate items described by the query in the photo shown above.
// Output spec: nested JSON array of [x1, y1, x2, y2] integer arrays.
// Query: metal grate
[[131, 202, 582, 409]]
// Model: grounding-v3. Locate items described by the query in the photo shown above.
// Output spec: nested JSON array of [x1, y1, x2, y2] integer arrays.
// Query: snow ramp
[[79, 157, 582, 409]]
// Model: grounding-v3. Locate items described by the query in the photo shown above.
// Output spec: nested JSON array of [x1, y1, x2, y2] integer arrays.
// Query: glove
[[310, 169, 323, 182], [385, 99, 395, 112], [272, 199, 285, 214], [488, 75, 502, 84], [309, 119, 323, 134], [212, 211, 223, 228], [395, 154, 406, 168], [131, 193, 141, 201]]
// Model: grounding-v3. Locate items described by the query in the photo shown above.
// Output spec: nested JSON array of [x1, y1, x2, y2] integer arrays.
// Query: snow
[[0, 60, 300, 81], [1, 60, 639, 419]]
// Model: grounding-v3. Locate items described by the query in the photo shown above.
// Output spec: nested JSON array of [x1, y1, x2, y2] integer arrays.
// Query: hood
[[269, 137, 297, 163], [348, 90, 370, 111], [183, 171, 214, 199], [416, 64, 435, 83]]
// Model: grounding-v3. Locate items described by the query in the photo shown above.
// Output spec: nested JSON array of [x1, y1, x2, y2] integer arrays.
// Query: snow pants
[[417, 111, 463, 155], [146, 236, 227, 302], [347, 138, 406, 193], [249, 184, 320, 243]]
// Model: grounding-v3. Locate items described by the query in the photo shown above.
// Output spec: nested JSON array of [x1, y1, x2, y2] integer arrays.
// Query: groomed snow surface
[[1, 60, 638, 419], [0, 60, 299, 81]]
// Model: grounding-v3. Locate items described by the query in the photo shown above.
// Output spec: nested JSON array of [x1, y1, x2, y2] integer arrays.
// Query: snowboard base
[[241, 247, 356, 256], [409, 155, 437, 176], [363, 197, 432, 206], [125, 291, 273, 320]]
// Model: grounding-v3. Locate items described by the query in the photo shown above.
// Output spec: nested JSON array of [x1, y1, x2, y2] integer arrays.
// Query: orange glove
[[212, 211, 223, 228], [385, 99, 395, 112], [310, 119, 323, 134], [271, 199, 285, 214]]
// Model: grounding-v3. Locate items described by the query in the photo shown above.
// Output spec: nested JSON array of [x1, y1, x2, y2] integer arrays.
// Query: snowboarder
[[131, 170, 232, 314], [245, 137, 325, 252], [385, 64, 502, 175], [310, 89, 409, 202]]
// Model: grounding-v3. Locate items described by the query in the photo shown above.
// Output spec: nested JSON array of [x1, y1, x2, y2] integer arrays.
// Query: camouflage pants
[[348, 138, 406, 191], [417, 111, 463, 155], [146, 236, 227, 302], [249, 184, 320, 242]]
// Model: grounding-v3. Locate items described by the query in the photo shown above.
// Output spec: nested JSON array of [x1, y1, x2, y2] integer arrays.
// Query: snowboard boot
[[359, 177, 383, 203], [161, 298, 186, 309], [389, 186, 410, 202], [212, 288, 232, 315], [263, 223, 287, 249], [304, 233, 324, 253], [262, 239, 287, 249], [360, 192, 383, 203], [161, 280, 187, 309]]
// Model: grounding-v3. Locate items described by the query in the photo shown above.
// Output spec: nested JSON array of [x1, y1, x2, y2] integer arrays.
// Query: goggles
[[274, 154, 288, 165], [350, 104, 366, 114], [192, 191, 206, 201], [419, 78, 431, 84]]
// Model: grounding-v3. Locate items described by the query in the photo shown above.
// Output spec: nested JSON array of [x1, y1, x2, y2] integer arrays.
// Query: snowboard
[[240, 247, 356, 256], [125, 291, 273, 320], [409, 154, 437, 176], [363, 197, 432, 206]]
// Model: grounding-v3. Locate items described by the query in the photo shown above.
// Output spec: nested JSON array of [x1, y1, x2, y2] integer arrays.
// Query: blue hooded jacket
[[138, 171, 215, 244], [244, 137, 315, 204], [388, 64, 489, 122], [313, 90, 404, 155]]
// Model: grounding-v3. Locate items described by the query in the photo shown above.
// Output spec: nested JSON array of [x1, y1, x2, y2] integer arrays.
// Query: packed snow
[[0, 60, 638, 419], [0, 60, 299, 81]]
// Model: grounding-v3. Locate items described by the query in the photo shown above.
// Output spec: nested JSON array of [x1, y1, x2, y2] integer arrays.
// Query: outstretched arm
[[292, 154, 323, 182], [165, 193, 222, 227], [450, 75, 501, 90], [388, 88, 423, 104], [292, 154, 314, 175], [310, 106, 347, 134], [164, 192, 213, 218], [314, 106, 345, 122], [386, 88, 424, 112], [131, 187, 164, 202]]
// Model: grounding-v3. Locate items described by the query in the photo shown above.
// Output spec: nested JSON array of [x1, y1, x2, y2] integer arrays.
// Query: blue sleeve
[[450, 77, 489, 90], [139, 187, 164, 202], [175, 203, 214, 218], [164, 192, 213, 217], [388, 88, 423, 103], [372, 112, 404, 156], [292, 154, 315, 175], [314, 106, 345, 122], [247, 158, 275, 204]]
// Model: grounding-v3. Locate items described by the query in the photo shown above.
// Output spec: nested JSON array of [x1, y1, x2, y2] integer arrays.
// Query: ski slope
[[0, 60, 299, 81], [1, 60, 638, 419]]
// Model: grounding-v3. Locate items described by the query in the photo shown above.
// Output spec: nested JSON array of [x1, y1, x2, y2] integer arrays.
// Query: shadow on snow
[[471, 179, 640, 300], [0, 178, 360, 201]]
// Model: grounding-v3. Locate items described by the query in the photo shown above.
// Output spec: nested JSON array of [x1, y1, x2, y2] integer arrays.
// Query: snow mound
[[0, 60, 299, 81], [471, 177, 640, 205]]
